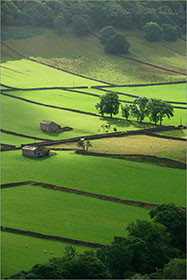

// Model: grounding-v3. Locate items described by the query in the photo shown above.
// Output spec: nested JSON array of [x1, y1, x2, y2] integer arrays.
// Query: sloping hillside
[[2, 26, 186, 84]]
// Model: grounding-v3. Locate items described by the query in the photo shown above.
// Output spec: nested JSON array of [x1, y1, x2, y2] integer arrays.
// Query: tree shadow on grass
[[100, 117, 154, 129]]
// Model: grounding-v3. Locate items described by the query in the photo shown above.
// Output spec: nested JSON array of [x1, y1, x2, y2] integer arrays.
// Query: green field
[[52, 135, 186, 163], [2, 27, 186, 84], [1, 231, 85, 279], [2, 185, 150, 244], [1, 132, 40, 146], [1, 55, 103, 88], [1, 93, 148, 144], [105, 84, 186, 103], [1, 150, 185, 206]]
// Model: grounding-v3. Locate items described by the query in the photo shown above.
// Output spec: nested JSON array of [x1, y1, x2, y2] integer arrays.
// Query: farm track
[[1, 84, 186, 107], [1, 41, 112, 85], [1, 226, 105, 248]]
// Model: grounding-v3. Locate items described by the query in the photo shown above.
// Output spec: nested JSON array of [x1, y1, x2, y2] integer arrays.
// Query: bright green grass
[[1, 94, 145, 143], [0, 132, 40, 146], [1, 232, 85, 279], [1, 150, 185, 206], [0, 57, 103, 88], [2, 185, 150, 245], [103, 84, 186, 103], [2, 27, 186, 84], [7, 89, 99, 114]]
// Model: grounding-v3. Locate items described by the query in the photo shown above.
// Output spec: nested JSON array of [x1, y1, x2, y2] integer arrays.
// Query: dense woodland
[[2, 0, 186, 40]]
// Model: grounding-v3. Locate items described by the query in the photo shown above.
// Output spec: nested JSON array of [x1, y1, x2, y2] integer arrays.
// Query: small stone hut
[[22, 146, 49, 158], [40, 120, 61, 132]]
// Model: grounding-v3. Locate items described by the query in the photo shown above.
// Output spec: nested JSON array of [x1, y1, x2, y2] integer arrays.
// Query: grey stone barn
[[22, 146, 49, 158], [40, 120, 61, 132]]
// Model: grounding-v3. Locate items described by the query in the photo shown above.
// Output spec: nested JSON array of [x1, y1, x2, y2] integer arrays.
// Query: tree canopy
[[143, 22, 164, 42], [95, 92, 120, 118]]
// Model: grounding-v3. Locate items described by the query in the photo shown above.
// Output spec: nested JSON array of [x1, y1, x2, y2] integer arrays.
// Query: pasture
[[1, 231, 85, 279], [2, 185, 150, 244], [2, 27, 186, 84], [51, 135, 186, 163], [104, 83, 186, 103], [1, 150, 185, 206]]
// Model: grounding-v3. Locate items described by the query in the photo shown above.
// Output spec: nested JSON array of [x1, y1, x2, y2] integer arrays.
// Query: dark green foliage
[[131, 97, 149, 123], [121, 104, 131, 120], [149, 204, 186, 253], [72, 14, 93, 36], [100, 26, 116, 44], [143, 22, 163, 42], [104, 33, 130, 54], [1, 26, 44, 41], [162, 258, 186, 279], [162, 24, 178, 41], [95, 92, 120, 118], [54, 15, 65, 35], [97, 236, 149, 278], [127, 220, 180, 273], [148, 99, 174, 125], [132, 259, 187, 279]]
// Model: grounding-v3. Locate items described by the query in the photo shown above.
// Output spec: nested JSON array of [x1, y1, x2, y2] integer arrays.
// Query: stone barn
[[22, 146, 49, 158], [40, 120, 61, 132]]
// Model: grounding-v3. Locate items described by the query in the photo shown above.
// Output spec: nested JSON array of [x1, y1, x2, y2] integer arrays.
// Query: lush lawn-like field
[[105, 84, 186, 103], [2, 185, 150, 245], [0, 57, 103, 88], [1, 231, 85, 279], [1, 150, 185, 206], [2, 27, 186, 84], [50, 135, 186, 163], [1, 132, 40, 146]]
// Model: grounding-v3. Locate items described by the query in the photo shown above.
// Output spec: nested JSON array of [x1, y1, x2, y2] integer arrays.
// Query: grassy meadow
[[51, 135, 186, 163], [2, 185, 150, 245], [1, 150, 185, 206], [105, 83, 186, 103], [1, 231, 85, 279]]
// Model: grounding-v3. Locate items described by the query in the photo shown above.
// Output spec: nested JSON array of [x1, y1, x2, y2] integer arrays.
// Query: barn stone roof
[[40, 120, 53, 125], [22, 146, 39, 151]]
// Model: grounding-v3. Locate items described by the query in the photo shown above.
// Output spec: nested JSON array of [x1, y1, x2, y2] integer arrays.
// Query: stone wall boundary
[[119, 55, 186, 76], [75, 150, 186, 170], [1, 180, 157, 209], [145, 132, 186, 142], [93, 81, 186, 88], [0, 226, 105, 248]]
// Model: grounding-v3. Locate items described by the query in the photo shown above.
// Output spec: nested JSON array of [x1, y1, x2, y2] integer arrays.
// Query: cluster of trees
[[99, 26, 130, 54], [143, 22, 180, 42], [96, 92, 174, 125], [10, 203, 186, 279], [2, 1, 186, 40]]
